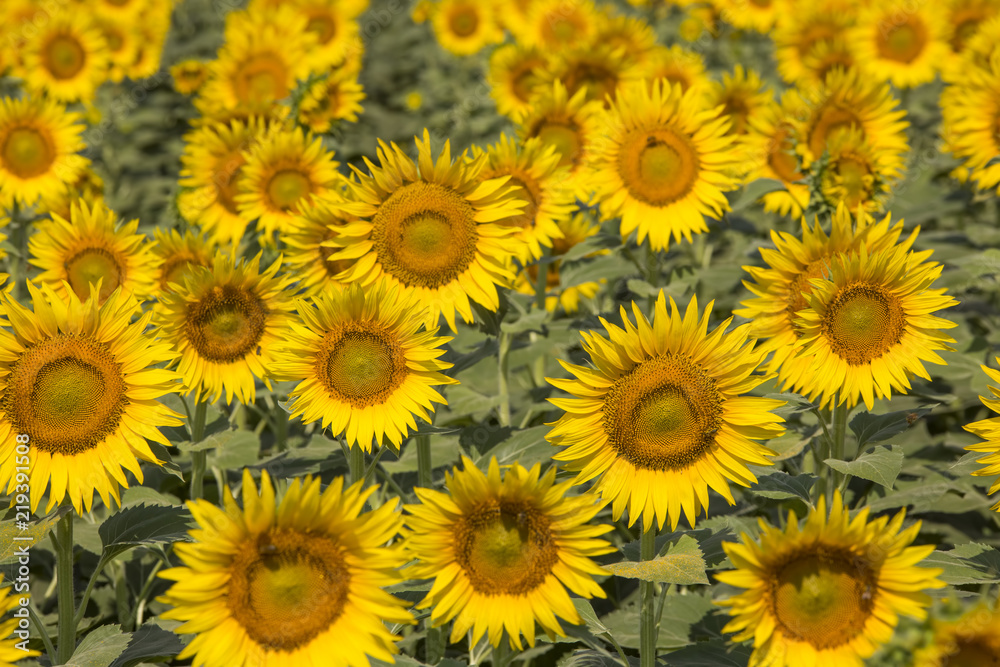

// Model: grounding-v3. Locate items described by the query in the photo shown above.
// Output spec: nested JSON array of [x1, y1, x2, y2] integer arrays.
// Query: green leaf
[[604, 535, 708, 585], [66, 625, 132, 667], [825, 445, 903, 489], [500, 308, 549, 335], [476, 425, 553, 469], [99, 504, 193, 564], [849, 408, 933, 449], [207, 430, 261, 469], [445, 338, 498, 376], [559, 232, 620, 263], [572, 598, 610, 636], [0, 510, 65, 564], [110, 624, 185, 667], [658, 640, 753, 666], [730, 177, 786, 212], [750, 470, 817, 503], [923, 545, 1000, 585], [145, 442, 184, 481]]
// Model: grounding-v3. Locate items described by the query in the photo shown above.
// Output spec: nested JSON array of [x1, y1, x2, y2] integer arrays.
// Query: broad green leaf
[[67, 625, 132, 667], [849, 408, 933, 449], [750, 471, 817, 503], [99, 504, 193, 564], [729, 177, 786, 212], [0, 511, 64, 564], [446, 338, 499, 376], [572, 598, 610, 636], [500, 308, 549, 334], [825, 445, 903, 489], [659, 640, 753, 666], [559, 232, 620, 263], [110, 624, 185, 667], [207, 430, 261, 470], [600, 594, 713, 650], [922, 546, 1000, 585], [604, 535, 708, 585], [477, 425, 553, 469]]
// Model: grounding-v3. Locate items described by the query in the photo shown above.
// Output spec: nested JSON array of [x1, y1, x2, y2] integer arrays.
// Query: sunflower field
[[2, 0, 1000, 665]]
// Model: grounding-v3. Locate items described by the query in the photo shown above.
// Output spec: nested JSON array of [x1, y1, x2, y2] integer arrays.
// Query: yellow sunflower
[[964, 360, 1000, 509], [404, 456, 614, 649], [594, 12, 658, 68], [280, 196, 358, 296], [0, 576, 40, 664], [488, 44, 548, 120], [125, 2, 172, 80], [716, 491, 945, 667], [537, 44, 645, 107], [546, 292, 785, 531], [0, 96, 89, 208], [791, 68, 909, 173], [586, 79, 740, 251], [736, 206, 915, 375], [472, 134, 576, 263], [177, 117, 282, 245], [151, 228, 217, 297], [849, 3, 948, 89], [155, 253, 297, 404], [913, 605, 1000, 666], [159, 469, 412, 667], [941, 53, 1000, 194], [430, 0, 504, 56], [0, 283, 182, 514], [297, 67, 366, 133], [29, 200, 159, 305], [641, 45, 712, 101], [779, 243, 958, 410], [516, 80, 603, 199], [270, 280, 457, 451], [797, 38, 859, 89], [521, 0, 601, 51], [708, 65, 772, 141], [170, 59, 210, 95], [713, 0, 782, 33], [812, 128, 900, 214], [514, 213, 605, 314], [951, 9, 1000, 76], [18, 10, 110, 103], [772, 5, 853, 86], [292, 0, 363, 68], [324, 129, 525, 332], [740, 94, 810, 218], [94, 14, 139, 83], [235, 126, 342, 244], [37, 164, 105, 222]]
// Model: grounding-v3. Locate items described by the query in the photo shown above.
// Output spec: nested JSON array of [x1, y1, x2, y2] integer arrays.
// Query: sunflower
[[797, 38, 859, 89], [964, 360, 1000, 509], [280, 196, 358, 295], [740, 94, 810, 218], [791, 68, 909, 173], [515, 213, 605, 314], [159, 468, 412, 667], [521, 0, 601, 51], [430, 0, 504, 56], [404, 456, 614, 649], [812, 128, 900, 214], [155, 253, 297, 405], [779, 243, 958, 410], [125, 2, 172, 80], [546, 293, 785, 531], [944, 0, 1000, 64], [17, 10, 110, 103], [772, 5, 852, 86], [586, 79, 740, 251], [324, 129, 525, 332], [849, 3, 947, 89], [93, 14, 139, 83], [488, 44, 548, 120], [735, 206, 915, 375], [716, 491, 945, 667], [235, 126, 341, 244], [270, 280, 457, 451], [0, 96, 89, 208], [177, 117, 281, 245], [516, 80, 603, 199], [151, 228, 217, 297], [293, 0, 363, 68], [0, 283, 182, 514], [91, 0, 152, 21], [941, 53, 1000, 194], [594, 12, 658, 68], [170, 59, 210, 95], [708, 65, 772, 142], [713, 0, 781, 33], [297, 67, 366, 133], [37, 165, 105, 222], [29, 200, 159, 305], [913, 606, 1000, 666], [539, 44, 645, 108], [956, 13, 1000, 73], [0, 576, 40, 664], [641, 45, 712, 100], [472, 134, 576, 263]]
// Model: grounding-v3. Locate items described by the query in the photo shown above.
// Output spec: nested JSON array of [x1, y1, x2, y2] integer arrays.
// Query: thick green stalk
[[28, 602, 56, 663], [188, 399, 208, 500], [416, 434, 433, 487], [54, 513, 75, 664], [349, 445, 367, 486], [830, 400, 849, 492], [640, 527, 658, 667], [497, 331, 511, 427]]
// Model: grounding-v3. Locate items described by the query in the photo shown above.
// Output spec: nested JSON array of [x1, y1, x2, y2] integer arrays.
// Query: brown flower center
[[185, 285, 268, 362], [318, 325, 407, 408], [822, 281, 906, 365], [618, 129, 700, 206]]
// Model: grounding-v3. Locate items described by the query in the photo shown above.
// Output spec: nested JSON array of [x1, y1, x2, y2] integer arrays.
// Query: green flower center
[[3, 127, 54, 179], [66, 247, 124, 302], [320, 325, 407, 409], [267, 169, 312, 211], [823, 282, 906, 365], [44, 34, 86, 79]]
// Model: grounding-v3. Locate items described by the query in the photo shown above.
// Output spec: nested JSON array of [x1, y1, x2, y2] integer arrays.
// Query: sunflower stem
[[349, 444, 367, 486], [497, 331, 511, 427], [54, 512, 76, 664], [189, 399, 208, 500], [640, 527, 658, 667], [829, 401, 849, 493], [416, 434, 433, 487], [28, 601, 55, 663]]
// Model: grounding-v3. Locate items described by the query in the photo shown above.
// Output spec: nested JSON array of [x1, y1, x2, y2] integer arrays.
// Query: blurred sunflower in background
[[850, 2, 947, 89], [271, 281, 457, 452], [642, 45, 712, 100], [706, 65, 772, 175], [159, 469, 412, 667], [547, 293, 785, 531], [151, 229, 218, 297], [297, 67, 366, 132], [18, 10, 109, 103], [281, 196, 357, 296], [521, 0, 601, 51], [514, 213, 605, 314], [37, 165, 106, 223], [912, 606, 1000, 666], [811, 128, 900, 214], [717, 492, 944, 667], [740, 94, 810, 218], [170, 59, 210, 95], [430, 0, 504, 56], [941, 52, 1000, 195], [0, 284, 182, 513], [0, 576, 40, 663], [488, 44, 548, 120], [404, 457, 613, 649], [772, 4, 852, 86], [964, 360, 1000, 509]]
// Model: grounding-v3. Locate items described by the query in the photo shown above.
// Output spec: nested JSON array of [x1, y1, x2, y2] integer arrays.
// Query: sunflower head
[[913, 605, 1000, 666], [812, 127, 898, 214], [151, 228, 218, 296], [159, 468, 413, 666], [488, 44, 548, 120], [850, 3, 948, 89], [547, 292, 785, 531], [171, 59, 210, 95], [430, 0, 504, 56], [515, 212, 605, 313], [297, 67, 366, 133], [18, 10, 110, 103]]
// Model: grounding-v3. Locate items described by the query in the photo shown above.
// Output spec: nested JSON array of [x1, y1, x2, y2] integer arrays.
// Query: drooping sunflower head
[[430, 0, 504, 56], [405, 456, 614, 649], [234, 125, 342, 245], [587, 79, 740, 251], [271, 279, 457, 451], [0, 282, 183, 513], [472, 134, 575, 263], [488, 44, 548, 121], [717, 491, 945, 667], [18, 9, 110, 103], [297, 67, 366, 133], [324, 129, 526, 332], [29, 199, 159, 305], [170, 59, 210, 95], [849, 2, 948, 88], [547, 292, 786, 531], [781, 242, 958, 409], [159, 468, 413, 667], [155, 252, 297, 404], [736, 205, 915, 375], [0, 96, 89, 207], [913, 605, 1000, 666]]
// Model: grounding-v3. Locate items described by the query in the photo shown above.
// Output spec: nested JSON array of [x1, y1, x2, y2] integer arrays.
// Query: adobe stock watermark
[[10, 434, 33, 654]]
